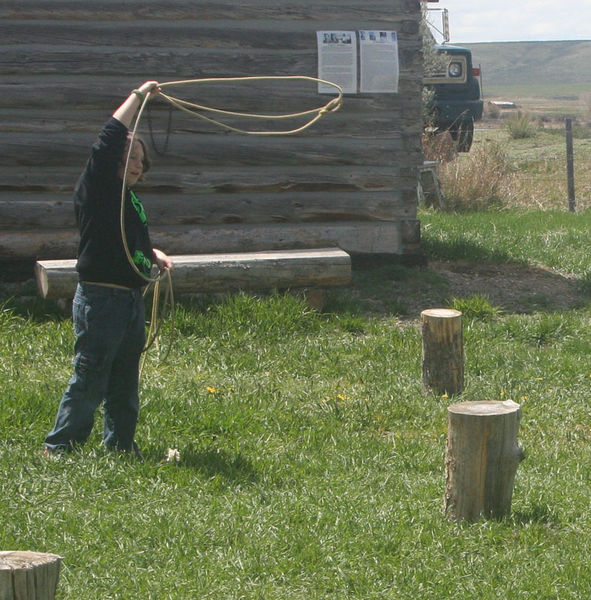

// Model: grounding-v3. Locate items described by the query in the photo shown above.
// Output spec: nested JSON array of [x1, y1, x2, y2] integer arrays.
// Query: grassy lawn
[[4, 117, 591, 598], [3, 203, 591, 598]]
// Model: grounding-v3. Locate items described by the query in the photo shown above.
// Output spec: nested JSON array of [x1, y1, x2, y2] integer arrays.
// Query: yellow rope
[[156, 75, 343, 135], [139, 268, 175, 377], [120, 75, 343, 363]]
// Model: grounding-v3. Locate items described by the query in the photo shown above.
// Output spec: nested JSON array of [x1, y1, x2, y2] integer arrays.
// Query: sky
[[427, 0, 591, 44]]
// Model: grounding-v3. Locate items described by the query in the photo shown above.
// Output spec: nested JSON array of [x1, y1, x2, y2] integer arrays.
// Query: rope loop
[[120, 74, 343, 361]]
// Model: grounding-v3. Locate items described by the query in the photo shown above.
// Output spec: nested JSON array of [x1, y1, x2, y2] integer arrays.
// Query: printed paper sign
[[316, 31, 357, 94], [359, 30, 399, 93]]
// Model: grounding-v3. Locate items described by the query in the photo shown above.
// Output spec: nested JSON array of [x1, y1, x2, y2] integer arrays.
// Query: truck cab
[[424, 44, 483, 152]]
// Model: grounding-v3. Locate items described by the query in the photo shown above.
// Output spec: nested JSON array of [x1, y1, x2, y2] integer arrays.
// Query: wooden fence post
[[421, 308, 464, 395], [444, 400, 525, 522], [0, 552, 62, 600], [566, 118, 576, 212]]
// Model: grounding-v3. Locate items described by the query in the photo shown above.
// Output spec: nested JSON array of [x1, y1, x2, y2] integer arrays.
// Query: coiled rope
[[120, 75, 343, 366]]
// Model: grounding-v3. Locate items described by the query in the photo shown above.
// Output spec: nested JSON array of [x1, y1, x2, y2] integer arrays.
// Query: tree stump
[[444, 400, 525, 522], [0, 551, 62, 600], [421, 308, 464, 395]]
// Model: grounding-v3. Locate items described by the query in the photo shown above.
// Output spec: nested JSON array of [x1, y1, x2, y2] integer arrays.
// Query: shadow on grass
[[323, 235, 591, 319], [157, 446, 259, 485], [0, 295, 69, 323], [512, 503, 562, 527], [3, 234, 591, 325], [422, 237, 518, 265]]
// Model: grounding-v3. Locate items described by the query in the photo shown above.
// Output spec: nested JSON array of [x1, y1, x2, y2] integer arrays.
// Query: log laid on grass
[[444, 400, 525, 522], [35, 247, 351, 299], [421, 308, 464, 395], [0, 551, 62, 600]]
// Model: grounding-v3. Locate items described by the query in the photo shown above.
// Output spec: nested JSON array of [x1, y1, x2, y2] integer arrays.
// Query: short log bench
[[35, 248, 352, 300]]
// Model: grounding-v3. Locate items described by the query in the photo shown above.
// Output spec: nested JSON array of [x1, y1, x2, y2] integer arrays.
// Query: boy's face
[[118, 139, 144, 186]]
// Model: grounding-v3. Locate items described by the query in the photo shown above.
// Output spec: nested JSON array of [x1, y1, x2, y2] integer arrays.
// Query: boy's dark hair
[[125, 133, 152, 178]]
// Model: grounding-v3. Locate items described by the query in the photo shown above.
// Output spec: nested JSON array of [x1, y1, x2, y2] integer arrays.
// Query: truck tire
[[448, 123, 459, 141], [457, 119, 474, 152]]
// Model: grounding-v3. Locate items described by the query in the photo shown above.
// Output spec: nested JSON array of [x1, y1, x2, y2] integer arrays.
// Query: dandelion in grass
[[441, 393, 448, 399], [166, 448, 180, 463], [206, 386, 217, 394]]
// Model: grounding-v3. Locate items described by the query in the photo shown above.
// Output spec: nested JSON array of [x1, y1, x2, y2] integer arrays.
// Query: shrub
[[422, 129, 458, 163], [438, 141, 511, 211], [505, 111, 537, 139], [581, 92, 591, 121], [484, 102, 501, 120], [448, 295, 501, 321], [572, 123, 591, 139]]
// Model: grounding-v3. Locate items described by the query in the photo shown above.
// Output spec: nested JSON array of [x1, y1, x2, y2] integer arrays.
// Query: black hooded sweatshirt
[[74, 117, 155, 288]]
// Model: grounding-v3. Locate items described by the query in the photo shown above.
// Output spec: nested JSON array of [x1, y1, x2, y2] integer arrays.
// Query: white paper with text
[[359, 30, 399, 93], [316, 31, 357, 94]]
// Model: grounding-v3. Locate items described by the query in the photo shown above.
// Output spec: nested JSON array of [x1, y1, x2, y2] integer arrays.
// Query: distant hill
[[459, 40, 591, 99]]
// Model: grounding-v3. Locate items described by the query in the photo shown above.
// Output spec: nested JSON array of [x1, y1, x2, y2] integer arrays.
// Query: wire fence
[[429, 116, 591, 212]]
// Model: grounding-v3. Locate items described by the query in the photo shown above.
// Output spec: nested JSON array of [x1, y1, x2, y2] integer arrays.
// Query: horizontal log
[[0, 47, 316, 80], [0, 19, 418, 50], [0, 221, 415, 261], [0, 165, 412, 194], [0, 107, 406, 135], [0, 132, 406, 168], [0, 191, 414, 230], [35, 247, 352, 299], [0, 76, 420, 110], [0, 0, 418, 22], [0, 45, 417, 80], [0, 79, 414, 114]]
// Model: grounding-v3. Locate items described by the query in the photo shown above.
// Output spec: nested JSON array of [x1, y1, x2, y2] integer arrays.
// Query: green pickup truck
[[425, 44, 483, 152]]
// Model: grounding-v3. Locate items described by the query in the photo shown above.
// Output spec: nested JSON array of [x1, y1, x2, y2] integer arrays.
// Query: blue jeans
[[45, 282, 146, 452]]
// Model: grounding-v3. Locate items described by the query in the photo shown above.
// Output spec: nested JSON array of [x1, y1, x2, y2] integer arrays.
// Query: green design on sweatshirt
[[133, 250, 152, 274], [129, 190, 147, 225]]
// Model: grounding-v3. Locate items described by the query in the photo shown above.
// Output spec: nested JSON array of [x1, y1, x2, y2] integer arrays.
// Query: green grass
[[421, 208, 591, 275], [3, 208, 591, 598]]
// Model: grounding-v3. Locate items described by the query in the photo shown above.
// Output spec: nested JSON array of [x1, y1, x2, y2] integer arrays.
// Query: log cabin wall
[[0, 0, 424, 278]]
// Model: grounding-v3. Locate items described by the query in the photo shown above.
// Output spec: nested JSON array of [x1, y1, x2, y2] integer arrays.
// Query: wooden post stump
[[421, 308, 464, 395], [444, 400, 525, 522], [0, 552, 62, 600]]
